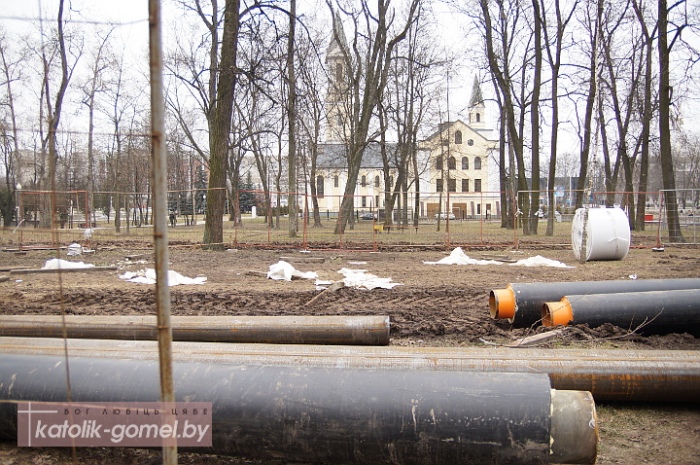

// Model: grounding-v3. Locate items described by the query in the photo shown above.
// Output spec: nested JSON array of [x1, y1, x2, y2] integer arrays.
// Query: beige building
[[314, 21, 499, 220]]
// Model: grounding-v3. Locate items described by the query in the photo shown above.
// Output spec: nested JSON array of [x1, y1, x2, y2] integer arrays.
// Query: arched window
[[361, 175, 367, 186], [454, 130, 463, 145], [335, 63, 343, 81], [333, 175, 339, 188], [317, 175, 325, 197], [476, 113, 481, 123], [474, 157, 482, 170], [448, 156, 456, 170], [461, 157, 469, 170], [375, 175, 380, 188], [436, 157, 443, 170]]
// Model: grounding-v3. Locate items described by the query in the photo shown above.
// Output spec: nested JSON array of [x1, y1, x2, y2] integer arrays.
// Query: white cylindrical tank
[[571, 207, 630, 261]]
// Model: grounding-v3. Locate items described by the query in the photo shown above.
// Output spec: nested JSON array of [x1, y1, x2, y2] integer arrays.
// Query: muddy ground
[[0, 243, 699, 464]]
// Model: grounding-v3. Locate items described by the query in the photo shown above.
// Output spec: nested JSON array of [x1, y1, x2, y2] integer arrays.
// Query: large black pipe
[[0, 354, 597, 465], [490, 278, 700, 328], [2, 337, 698, 402], [543, 289, 700, 335], [0, 315, 390, 345]]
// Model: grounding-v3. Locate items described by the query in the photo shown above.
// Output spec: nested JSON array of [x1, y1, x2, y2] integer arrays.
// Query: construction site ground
[[0, 243, 699, 464]]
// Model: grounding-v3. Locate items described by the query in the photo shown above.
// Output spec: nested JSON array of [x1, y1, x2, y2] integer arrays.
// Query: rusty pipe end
[[542, 298, 574, 327], [489, 287, 516, 319], [550, 389, 598, 464]]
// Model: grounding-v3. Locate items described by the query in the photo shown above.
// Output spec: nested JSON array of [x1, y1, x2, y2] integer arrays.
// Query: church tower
[[325, 13, 350, 142], [468, 75, 486, 129]]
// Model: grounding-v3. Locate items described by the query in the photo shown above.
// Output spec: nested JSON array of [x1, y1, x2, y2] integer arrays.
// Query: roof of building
[[317, 142, 401, 170], [422, 119, 495, 143]]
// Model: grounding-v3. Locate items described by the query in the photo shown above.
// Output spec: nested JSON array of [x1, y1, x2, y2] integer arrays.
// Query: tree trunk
[[657, 0, 683, 242], [287, 0, 298, 238], [203, 0, 240, 249]]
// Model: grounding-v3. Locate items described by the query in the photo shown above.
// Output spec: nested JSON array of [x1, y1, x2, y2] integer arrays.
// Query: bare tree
[[383, 8, 436, 229], [80, 28, 114, 227], [478, 0, 535, 234], [295, 16, 326, 228], [0, 29, 24, 226], [167, 0, 241, 248], [328, 0, 421, 235], [541, 0, 578, 235], [574, 0, 604, 208], [632, 0, 657, 230], [657, 0, 685, 242], [599, 1, 644, 225], [40, 0, 82, 227], [287, 0, 298, 237]]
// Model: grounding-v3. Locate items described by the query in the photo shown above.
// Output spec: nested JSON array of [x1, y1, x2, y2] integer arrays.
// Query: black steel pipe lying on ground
[[0, 315, 390, 345], [542, 289, 700, 336], [0, 354, 597, 465], [490, 278, 700, 328], [2, 337, 698, 403]]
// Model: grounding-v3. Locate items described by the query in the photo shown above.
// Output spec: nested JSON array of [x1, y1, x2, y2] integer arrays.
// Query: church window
[[448, 178, 456, 192], [334, 175, 339, 188], [436, 157, 443, 170], [474, 157, 482, 170], [361, 175, 367, 186], [448, 156, 456, 170], [476, 113, 481, 122], [454, 130, 463, 144], [462, 179, 470, 192], [375, 175, 380, 188], [475, 179, 482, 192], [335, 63, 342, 81], [462, 157, 469, 170], [436, 179, 443, 192], [317, 176, 325, 198]]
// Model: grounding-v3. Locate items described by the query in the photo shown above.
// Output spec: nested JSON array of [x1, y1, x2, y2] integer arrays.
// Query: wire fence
[[1, 188, 698, 251]]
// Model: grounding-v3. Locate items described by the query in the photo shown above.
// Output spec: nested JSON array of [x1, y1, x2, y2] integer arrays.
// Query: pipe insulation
[[571, 207, 630, 261], [0, 354, 597, 465], [490, 278, 700, 328], [1, 337, 698, 402], [0, 315, 390, 345], [542, 289, 700, 335]]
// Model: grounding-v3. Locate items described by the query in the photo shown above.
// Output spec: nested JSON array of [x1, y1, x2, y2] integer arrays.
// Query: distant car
[[434, 212, 456, 220], [361, 212, 377, 220]]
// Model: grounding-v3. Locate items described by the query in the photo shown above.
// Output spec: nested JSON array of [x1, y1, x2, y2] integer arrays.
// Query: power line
[[0, 15, 148, 27]]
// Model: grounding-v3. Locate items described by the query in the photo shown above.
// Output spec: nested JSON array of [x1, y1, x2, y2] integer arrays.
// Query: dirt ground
[[1, 243, 699, 464]]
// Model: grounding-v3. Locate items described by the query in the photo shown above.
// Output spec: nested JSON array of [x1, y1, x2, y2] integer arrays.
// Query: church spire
[[468, 75, 485, 128], [325, 12, 350, 142], [469, 75, 484, 107]]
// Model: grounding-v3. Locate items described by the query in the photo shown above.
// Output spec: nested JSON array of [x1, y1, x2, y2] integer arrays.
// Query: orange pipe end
[[489, 287, 516, 319], [542, 298, 574, 327]]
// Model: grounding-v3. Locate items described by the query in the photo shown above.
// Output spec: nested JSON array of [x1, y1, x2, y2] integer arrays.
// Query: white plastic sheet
[[422, 247, 503, 266], [42, 259, 95, 270], [509, 255, 573, 268], [423, 247, 572, 268], [336, 268, 402, 290], [267, 261, 319, 281], [119, 269, 207, 286]]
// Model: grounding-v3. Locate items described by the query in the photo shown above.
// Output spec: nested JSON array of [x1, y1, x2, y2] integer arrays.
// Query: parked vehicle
[[360, 212, 377, 220], [434, 212, 456, 220]]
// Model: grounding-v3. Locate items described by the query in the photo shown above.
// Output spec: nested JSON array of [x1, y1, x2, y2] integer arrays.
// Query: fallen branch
[[306, 281, 345, 306]]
